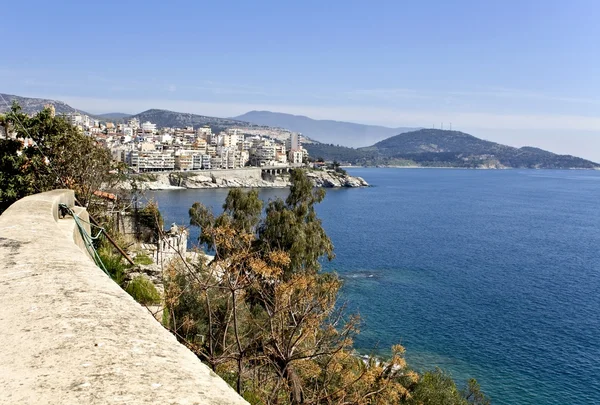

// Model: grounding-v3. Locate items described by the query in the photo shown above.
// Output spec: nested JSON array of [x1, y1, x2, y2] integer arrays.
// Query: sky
[[1, 0, 599, 160]]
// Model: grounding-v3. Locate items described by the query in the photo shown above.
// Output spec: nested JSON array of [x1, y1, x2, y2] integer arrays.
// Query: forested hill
[[131, 109, 248, 129], [304, 129, 599, 169]]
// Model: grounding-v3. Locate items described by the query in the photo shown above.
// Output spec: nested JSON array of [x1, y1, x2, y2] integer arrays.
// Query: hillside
[[0, 94, 256, 130], [132, 109, 248, 130], [233, 110, 419, 147], [95, 112, 132, 121], [304, 129, 599, 169], [0, 93, 129, 122], [0, 93, 88, 116]]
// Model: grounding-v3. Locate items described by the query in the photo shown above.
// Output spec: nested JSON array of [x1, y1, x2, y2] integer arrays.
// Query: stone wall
[[0, 190, 247, 405]]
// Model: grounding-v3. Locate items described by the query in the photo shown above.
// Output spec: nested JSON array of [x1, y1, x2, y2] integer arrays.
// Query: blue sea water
[[147, 168, 600, 405]]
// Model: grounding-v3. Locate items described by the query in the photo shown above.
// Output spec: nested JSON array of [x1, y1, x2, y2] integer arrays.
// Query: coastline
[[123, 168, 369, 190]]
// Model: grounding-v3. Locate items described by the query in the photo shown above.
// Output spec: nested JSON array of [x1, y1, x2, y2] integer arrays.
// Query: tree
[[166, 169, 488, 404], [166, 169, 419, 404], [0, 135, 32, 213], [407, 369, 490, 405], [0, 103, 113, 213]]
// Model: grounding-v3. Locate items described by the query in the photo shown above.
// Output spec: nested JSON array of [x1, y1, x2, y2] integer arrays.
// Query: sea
[[147, 168, 600, 405]]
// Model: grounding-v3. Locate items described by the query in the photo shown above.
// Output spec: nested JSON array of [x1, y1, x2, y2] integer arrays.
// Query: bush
[[137, 173, 158, 182], [125, 276, 161, 305]]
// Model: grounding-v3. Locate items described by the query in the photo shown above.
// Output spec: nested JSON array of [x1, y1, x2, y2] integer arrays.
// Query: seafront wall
[[0, 190, 247, 405]]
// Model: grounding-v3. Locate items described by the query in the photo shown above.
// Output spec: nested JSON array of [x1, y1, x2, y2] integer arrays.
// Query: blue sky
[[2, 0, 599, 159]]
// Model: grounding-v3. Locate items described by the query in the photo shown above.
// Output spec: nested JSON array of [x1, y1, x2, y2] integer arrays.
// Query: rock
[[126, 263, 164, 293], [120, 168, 369, 190]]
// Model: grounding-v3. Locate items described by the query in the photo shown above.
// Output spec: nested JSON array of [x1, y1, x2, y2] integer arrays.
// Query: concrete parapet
[[0, 190, 247, 404]]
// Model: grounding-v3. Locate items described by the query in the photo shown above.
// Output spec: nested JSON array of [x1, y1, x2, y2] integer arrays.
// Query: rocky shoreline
[[127, 169, 369, 190]]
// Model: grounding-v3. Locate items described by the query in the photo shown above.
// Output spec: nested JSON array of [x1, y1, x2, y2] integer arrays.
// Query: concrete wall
[[0, 190, 247, 405]]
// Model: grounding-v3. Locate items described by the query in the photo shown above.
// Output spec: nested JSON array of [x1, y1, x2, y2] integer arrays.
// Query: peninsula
[[304, 129, 599, 169], [129, 167, 369, 190]]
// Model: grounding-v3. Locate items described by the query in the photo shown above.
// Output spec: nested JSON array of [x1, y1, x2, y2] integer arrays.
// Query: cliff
[[128, 168, 369, 190]]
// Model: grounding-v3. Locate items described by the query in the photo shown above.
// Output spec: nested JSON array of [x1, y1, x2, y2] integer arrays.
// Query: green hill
[[304, 129, 599, 169]]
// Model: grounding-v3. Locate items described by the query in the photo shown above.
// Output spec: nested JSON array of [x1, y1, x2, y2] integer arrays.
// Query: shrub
[[125, 276, 161, 305]]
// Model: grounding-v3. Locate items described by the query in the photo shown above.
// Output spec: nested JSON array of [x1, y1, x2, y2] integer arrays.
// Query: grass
[[98, 240, 161, 306], [134, 252, 154, 265], [98, 248, 128, 286]]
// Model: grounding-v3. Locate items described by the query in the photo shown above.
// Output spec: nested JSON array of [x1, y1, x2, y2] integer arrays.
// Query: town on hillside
[[55, 106, 309, 172]]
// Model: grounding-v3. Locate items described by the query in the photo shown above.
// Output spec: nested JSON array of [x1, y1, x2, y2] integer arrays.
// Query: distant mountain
[[95, 112, 131, 121], [0, 94, 250, 129], [0, 93, 88, 116], [233, 110, 419, 147], [304, 129, 599, 169], [132, 109, 248, 129]]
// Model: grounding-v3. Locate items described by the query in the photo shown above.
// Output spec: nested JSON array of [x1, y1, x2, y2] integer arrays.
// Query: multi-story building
[[208, 132, 219, 146], [174, 151, 194, 171], [127, 150, 175, 172], [251, 140, 277, 166], [65, 113, 83, 127], [196, 126, 212, 140], [193, 139, 208, 153], [192, 154, 211, 170], [286, 132, 301, 151], [223, 133, 238, 148], [128, 118, 140, 131], [141, 121, 157, 133], [289, 149, 304, 165]]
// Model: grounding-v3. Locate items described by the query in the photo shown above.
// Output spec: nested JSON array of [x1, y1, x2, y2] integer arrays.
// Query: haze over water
[[148, 168, 600, 405]]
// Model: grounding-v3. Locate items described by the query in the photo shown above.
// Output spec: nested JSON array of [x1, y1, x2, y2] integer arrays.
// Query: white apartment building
[[286, 132, 301, 151], [253, 140, 276, 166], [223, 133, 238, 148], [174, 153, 193, 171], [128, 118, 140, 131], [192, 154, 211, 170], [141, 121, 157, 133], [65, 113, 86, 127], [289, 149, 303, 165], [128, 150, 175, 172], [194, 139, 208, 153], [196, 127, 212, 141]]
